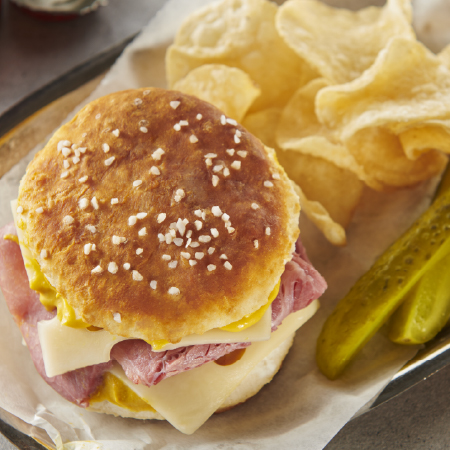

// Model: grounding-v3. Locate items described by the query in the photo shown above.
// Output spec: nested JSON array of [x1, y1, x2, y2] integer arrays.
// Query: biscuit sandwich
[[0, 88, 327, 434]]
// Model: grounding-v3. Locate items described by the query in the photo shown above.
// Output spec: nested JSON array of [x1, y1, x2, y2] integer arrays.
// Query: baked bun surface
[[18, 88, 299, 342]]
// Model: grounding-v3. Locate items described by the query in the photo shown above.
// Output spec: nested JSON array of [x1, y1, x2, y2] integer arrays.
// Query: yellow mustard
[[26, 256, 91, 329], [3, 234, 19, 244], [90, 372, 156, 413], [148, 280, 281, 350], [220, 279, 281, 332]]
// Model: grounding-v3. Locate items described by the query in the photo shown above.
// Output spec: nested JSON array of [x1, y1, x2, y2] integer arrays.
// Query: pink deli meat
[[0, 223, 111, 407], [0, 222, 326, 405]]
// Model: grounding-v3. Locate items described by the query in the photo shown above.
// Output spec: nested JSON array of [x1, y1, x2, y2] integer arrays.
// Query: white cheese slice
[[38, 306, 272, 377], [108, 299, 319, 435]]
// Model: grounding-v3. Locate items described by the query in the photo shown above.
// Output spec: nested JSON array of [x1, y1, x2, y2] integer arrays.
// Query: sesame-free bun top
[[17, 88, 300, 343]]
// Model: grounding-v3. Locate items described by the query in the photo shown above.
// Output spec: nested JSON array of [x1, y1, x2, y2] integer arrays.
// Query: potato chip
[[172, 64, 260, 121], [439, 43, 450, 68], [346, 127, 448, 189], [277, 150, 363, 229], [275, 79, 364, 173], [166, 0, 317, 112], [242, 107, 283, 149], [399, 124, 450, 160], [275, 0, 414, 85], [316, 37, 450, 142], [292, 182, 346, 247]]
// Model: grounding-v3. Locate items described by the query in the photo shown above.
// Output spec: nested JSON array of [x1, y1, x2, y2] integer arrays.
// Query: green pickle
[[316, 186, 450, 380], [388, 252, 450, 344]]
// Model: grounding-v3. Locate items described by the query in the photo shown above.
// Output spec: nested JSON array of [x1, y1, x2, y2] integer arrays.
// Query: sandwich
[[0, 88, 327, 434]]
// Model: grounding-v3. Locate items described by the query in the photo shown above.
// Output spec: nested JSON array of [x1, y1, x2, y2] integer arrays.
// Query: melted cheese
[[38, 304, 272, 377], [106, 300, 319, 434]]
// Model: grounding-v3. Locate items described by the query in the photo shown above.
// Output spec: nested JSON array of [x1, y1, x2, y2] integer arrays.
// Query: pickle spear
[[387, 167, 450, 344], [316, 189, 450, 380], [388, 251, 450, 344]]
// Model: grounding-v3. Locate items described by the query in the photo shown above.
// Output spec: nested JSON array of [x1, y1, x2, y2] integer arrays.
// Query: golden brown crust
[[18, 88, 300, 342]]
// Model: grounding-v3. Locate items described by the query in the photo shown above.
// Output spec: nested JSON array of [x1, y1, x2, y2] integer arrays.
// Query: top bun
[[17, 88, 300, 343]]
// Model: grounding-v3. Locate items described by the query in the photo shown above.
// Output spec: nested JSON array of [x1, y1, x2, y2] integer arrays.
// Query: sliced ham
[[0, 221, 327, 405], [0, 224, 111, 407]]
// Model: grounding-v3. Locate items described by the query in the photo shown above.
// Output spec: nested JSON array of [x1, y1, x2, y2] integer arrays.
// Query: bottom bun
[[87, 333, 295, 420]]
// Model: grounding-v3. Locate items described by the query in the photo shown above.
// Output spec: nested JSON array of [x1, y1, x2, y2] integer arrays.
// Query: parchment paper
[[0, 0, 449, 449]]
